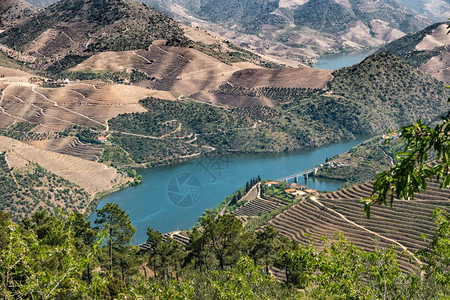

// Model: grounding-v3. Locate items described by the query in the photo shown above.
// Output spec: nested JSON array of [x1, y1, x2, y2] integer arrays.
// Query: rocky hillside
[[24, 0, 57, 7], [293, 0, 426, 34], [141, 0, 431, 63], [376, 22, 450, 82], [0, 0, 36, 30], [397, 0, 450, 21], [0, 0, 188, 68]]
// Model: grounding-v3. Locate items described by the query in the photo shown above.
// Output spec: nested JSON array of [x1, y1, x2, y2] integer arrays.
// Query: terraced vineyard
[[234, 197, 285, 217], [269, 181, 449, 273], [30, 137, 104, 161]]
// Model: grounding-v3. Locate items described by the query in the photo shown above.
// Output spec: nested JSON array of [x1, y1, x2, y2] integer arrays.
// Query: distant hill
[[328, 52, 449, 133], [376, 22, 450, 82], [24, 0, 57, 7], [0, 0, 188, 68], [0, 0, 36, 30], [293, 0, 427, 34], [396, 0, 450, 21], [141, 0, 431, 63]]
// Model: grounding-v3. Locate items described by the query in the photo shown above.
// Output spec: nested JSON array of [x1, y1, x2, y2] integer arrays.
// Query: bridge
[[277, 168, 318, 183]]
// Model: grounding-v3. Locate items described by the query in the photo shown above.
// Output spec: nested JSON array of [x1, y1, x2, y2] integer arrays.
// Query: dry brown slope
[[0, 72, 173, 132], [0, 135, 126, 194], [228, 68, 332, 89], [70, 44, 331, 107], [414, 24, 450, 83]]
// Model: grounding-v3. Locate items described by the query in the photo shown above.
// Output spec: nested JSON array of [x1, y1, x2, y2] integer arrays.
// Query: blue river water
[[314, 49, 374, 70], [89, 136, 370, 244]]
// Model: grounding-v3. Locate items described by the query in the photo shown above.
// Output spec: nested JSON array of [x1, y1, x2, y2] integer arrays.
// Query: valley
[[0, 2, 448, 220], [0, 0, 448, 297]]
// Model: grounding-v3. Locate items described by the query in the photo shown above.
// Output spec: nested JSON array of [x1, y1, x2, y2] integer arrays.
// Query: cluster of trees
[[217, 83, 324, 103], [0, 154, 90, 222], [245, 175, 261, 193], [0, 203, 448, 299]]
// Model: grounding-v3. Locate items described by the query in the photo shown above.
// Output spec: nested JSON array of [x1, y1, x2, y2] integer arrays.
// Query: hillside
[[24, 0, 57, 7], [0, 1, 448, 221], [293, 0, 426, 34], [328, 52, 449, 133], [376, 22, 450, 82], [141, 0, 431, 63], [267, 180, 450, 273], [315, 136, 404, 185], [397, 0, 450, 21], [0, 0, 188, 69], [0, 0, 36, 30], [102, 53, 449, 167]]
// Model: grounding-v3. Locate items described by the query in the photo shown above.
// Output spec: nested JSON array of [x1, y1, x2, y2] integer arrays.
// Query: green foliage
[[0, 122, 39, 140], [329, 53, 450, 134], [45, 55, 91, 76], [416, 208, 450, 297], [98, 144, 134, 168], [95, 203, 136, 249], [0, 154, 90, 222], [264, 182, 295, 203], [316, 136, 404, 184], [60, 70, 130, 83], [217, 83, 324, 103], [366, 106, 449, 216], [0, 211, 104, 299], [194, 0, 283, 34], [0, 205, 449, 298]]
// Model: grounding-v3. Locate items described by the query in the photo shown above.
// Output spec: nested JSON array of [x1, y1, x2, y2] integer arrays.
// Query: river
[[89, 136, 369, 244], [313, 49, 375, 70]]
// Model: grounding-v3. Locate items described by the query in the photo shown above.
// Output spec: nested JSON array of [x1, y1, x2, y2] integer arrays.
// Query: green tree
[[200, 214, 245, 269], [416, 208, 450, 298], [0, 211, 103, 299], [185, 227, 215, 272], [251, 226, 280, 275]]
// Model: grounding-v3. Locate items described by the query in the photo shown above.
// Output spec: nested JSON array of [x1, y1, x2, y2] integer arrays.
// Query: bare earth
[[416, 24, 450, 51], [0, 71, 174, 132], [416, 24, 450, 82], [0, 135, 126, 195], [228, 68, 333, 89], [420, 52, 450, 83]]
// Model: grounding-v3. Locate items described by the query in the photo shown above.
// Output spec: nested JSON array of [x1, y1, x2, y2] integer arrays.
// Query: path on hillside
[[377, 144, 395, 166], [9, 94, 76, 127], [4, 154, 21, 188], [309, 196, 422, 266], [218, 183, 260, 217], [32, 86, 106, 127]]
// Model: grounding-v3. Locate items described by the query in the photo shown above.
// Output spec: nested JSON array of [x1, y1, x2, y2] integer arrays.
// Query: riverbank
[[89, 136, 370, 243]]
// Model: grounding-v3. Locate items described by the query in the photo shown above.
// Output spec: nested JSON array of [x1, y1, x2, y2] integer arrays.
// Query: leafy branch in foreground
[[364, 99, 449, 218], [364, 22, 450, 218]]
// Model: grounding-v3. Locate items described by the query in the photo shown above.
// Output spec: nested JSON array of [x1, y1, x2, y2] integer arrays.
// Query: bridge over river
[[277, 168, 318, 183]]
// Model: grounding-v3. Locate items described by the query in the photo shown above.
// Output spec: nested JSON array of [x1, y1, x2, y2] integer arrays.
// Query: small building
[[265, 181, 278, 187], [284, 189, 297, 194], [97, 136, 107, 143]]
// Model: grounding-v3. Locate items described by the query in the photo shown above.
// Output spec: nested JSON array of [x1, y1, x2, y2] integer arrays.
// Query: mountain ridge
[[0, 0, 37, 30], [139, 0, 432, 63], [0, 0, 188, 68]]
